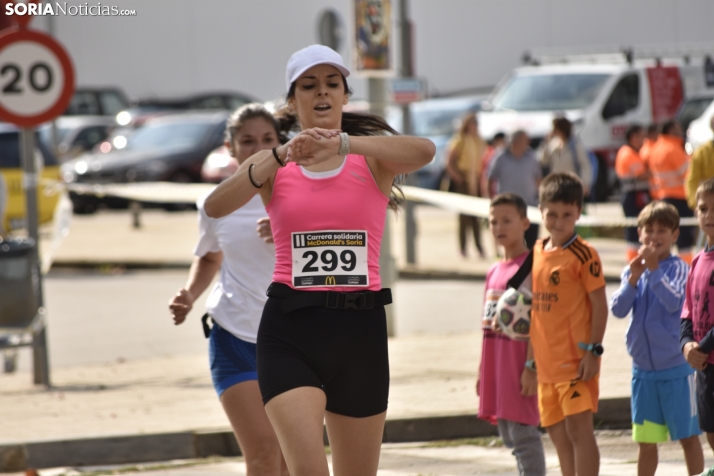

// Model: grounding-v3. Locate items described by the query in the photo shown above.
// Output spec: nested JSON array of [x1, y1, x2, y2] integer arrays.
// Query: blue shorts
[[208, 322, 258, 397], [631, 364, 701, 443]]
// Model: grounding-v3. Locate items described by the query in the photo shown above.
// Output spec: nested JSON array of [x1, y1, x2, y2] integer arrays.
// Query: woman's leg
[[265, 386, 330, 476], [220, 380, 288, 476], [458, 213, 469, 256], [325, 410, 386, 476]]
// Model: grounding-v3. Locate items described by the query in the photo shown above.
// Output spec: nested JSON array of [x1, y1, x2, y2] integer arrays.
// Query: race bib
[[291, 230, 369, 288], [483, 289, 504, 329]]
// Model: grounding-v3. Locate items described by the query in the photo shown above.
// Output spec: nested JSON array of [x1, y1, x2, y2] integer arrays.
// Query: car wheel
[[71, 194, 99, 215]]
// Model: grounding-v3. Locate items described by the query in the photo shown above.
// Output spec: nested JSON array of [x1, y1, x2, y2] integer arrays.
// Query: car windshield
[[126, 121, 212, 150], [492, 73, 610, 111], [678, 97, 714, 131], [38, 126, 71, 146]]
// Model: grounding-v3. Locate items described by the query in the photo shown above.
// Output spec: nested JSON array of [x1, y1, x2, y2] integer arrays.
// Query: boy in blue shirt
[[610, 201, 703, 476]]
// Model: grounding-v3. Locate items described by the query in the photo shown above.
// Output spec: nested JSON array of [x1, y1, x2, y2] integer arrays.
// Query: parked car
[[0, 124, 62, 232], [201, 146, 237, 183], [677, 92, 714, 135], [687, 95, 714, 153], [62, 111, 229, 213], [38, 116, 117, 162], [64, 87, 130, 116], [387, 95, 485, 189]]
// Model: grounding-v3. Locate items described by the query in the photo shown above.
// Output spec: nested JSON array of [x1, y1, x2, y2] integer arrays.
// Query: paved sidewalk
[[0, 205, 643, 471]]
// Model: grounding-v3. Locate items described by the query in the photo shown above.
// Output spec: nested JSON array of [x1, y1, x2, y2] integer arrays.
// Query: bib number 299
[[302, 250, 356, 272], [291, 230, 369, 288]]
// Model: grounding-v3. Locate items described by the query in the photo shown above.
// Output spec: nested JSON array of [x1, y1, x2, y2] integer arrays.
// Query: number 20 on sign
[[0, 27, 75, 128]]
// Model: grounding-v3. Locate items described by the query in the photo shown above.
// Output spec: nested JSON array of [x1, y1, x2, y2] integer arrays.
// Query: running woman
[[168, 104, 288, 476], [204, 45, 435, 476]]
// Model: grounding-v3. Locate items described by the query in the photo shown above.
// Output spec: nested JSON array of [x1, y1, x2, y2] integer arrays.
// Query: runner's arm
[[169, 251, 223, 324], [204, 144, 288, 218]]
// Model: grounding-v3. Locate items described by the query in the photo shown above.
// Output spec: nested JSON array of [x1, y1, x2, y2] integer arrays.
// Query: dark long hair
[[275, 76, 404, 210], [225, 103, 287, 145]]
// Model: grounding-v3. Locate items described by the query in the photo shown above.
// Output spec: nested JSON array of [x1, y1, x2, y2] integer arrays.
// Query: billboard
[[354, 0, 392, 75]]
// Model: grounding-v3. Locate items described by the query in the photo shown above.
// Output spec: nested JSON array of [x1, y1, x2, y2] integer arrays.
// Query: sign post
[[0, 10, 75, 385]]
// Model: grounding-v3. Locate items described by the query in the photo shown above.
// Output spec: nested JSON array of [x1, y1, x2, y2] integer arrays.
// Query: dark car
[[38, 116, 117, 162], [62, 111, 228, 213], [64, 88, 130, 117], [130, 91, 257, 114]]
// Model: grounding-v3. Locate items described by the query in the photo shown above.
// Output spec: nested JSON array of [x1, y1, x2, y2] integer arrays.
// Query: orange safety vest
[[648, 135, 690, 200], [615, 145, 649, 193]]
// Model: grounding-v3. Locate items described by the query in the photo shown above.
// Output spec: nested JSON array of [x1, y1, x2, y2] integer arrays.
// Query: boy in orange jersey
[[531, 172, 608, 476]]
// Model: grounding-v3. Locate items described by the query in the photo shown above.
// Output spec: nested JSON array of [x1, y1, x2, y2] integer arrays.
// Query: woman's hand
[[169, 288, 194, 325], [256, 217, 273, 244], [287, 128, 341, 166]]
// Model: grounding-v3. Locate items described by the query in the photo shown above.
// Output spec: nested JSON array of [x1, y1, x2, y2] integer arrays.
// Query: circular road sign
[[0, 28, 75, 128]]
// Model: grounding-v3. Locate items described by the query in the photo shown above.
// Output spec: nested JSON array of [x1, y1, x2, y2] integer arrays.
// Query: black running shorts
[[256, 287, 390, 418]]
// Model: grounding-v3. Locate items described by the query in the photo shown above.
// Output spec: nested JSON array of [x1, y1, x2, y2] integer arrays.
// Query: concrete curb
[[0, 398, 631, 471]]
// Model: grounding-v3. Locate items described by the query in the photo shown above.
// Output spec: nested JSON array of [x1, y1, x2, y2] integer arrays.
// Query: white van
[[478, 56, 713, 200]]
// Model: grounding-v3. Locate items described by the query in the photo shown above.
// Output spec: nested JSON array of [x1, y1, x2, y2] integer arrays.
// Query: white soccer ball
[[494, 288, 531, 341]]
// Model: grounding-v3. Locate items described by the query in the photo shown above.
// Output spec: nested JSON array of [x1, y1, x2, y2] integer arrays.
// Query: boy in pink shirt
[[682, 178, 714, 457], [478, 193, 545, 475]]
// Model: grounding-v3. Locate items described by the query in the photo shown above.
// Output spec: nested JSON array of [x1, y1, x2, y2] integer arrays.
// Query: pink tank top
[[267, 154, 388, 291]]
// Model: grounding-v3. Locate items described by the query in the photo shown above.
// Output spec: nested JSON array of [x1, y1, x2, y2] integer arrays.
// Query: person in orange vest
[[639, 123, 659, 166], [648, 121, 694, 264], [615, 125, 650, 261]]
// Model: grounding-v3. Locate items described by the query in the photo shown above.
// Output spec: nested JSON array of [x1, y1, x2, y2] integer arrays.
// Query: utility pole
[[399, 0, 418, 265]]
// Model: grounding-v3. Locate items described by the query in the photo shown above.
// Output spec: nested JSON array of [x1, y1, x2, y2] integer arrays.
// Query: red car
[[201, 145, 238, 183]]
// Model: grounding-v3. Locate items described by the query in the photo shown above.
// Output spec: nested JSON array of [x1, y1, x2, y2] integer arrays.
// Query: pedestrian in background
[[648, 120, 694, 264], [685, 116, 714, 209], [446, 112, 487, 258], [487, 130, 541, 249], [615, 124, 650, 261], [639, 123, 659, 165], [480, 132, 506, 198], [539, 117, 592, 198], [168, 104, 288, 476]]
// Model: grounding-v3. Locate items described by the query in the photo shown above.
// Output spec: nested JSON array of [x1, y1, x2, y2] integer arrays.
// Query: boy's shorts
[[697, 366, 714, 433], [538, 376, 599, 427], [632, 365, 699, 443]]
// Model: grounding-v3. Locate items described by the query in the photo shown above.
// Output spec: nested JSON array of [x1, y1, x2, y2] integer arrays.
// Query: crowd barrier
[[67, 182, 701, 228]]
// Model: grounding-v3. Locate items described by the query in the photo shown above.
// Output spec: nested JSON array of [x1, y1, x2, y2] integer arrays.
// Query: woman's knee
[[243, 437, 284, 474]]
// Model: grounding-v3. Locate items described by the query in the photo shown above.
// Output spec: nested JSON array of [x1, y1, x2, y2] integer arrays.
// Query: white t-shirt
[[195, 194, 275, 343]]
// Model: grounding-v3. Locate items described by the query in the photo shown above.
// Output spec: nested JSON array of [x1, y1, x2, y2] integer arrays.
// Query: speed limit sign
[[0, 28, 75, 127]]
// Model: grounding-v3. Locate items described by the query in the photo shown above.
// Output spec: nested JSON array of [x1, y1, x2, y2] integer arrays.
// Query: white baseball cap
[[285, 44, 351, 91]]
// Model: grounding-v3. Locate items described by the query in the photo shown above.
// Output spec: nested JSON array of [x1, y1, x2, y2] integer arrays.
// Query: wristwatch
[[525, 359, 537, 372], [578, 342, 605, 357]]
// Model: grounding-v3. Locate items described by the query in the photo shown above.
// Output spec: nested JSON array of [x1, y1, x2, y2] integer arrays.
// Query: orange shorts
[[538, 376, 599, 427]]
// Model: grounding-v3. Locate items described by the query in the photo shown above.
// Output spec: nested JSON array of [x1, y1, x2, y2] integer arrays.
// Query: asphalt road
[[10, 271, 623, 372], [37, 432, 712, 476]]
